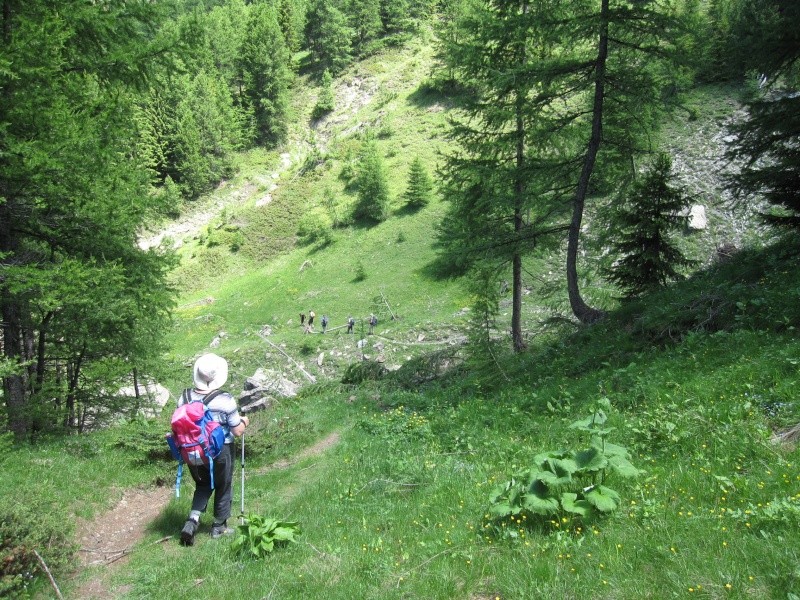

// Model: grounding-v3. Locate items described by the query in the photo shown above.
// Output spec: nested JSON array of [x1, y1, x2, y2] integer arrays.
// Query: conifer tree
[[404, 157, 434, 208], [350, 0, 383, 52], [312, 69, 336, 119], [440, 0, 687, 326], [278, 0, 307, 53], [725, 0, 800, 229], [354, 138, 391, 222], [604, 154, 694, 298], [381, 0, 412, 33], [238, 2, 292, 145], [438, 0, 566, 351], [305, 0, 353, 74], [0, 0, 178, 438]]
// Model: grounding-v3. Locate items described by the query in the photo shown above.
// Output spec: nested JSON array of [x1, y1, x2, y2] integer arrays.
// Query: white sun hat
[[192, 353, 228, 392]]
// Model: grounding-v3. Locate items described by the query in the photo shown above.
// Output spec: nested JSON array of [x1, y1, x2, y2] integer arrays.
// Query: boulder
[[242, 368, 298, 398], [117, 382, 171, 418], [688, 205, 707, 230], [240, 397, 272, 414]]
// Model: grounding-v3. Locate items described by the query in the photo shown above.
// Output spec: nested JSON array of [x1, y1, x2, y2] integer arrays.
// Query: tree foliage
[[312, 69, 336, 119], [725, 0, 800, 229], [305, 0, 353, 74], [604, 154, 694, 298], [438, 0, 687, 327], [0, 0, 178, 439], [354, 138, 391, 222], [238, 2, 293, 145], [404, 157, 435, 208]]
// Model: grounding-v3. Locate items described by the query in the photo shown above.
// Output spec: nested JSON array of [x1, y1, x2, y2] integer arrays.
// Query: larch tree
[[438, 0, 568, 352], [561, 0, 686, 323]]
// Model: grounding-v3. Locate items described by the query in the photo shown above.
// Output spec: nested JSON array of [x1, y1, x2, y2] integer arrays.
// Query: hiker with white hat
[[179, 353, 249, 545]]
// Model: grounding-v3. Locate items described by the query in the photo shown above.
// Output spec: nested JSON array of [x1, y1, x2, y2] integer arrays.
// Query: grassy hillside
[[3, 34, 800, 600]]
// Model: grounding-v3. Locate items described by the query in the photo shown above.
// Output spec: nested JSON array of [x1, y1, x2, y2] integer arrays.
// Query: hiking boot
[[180, 519, 199, 546], [210, 521, 235, 538]]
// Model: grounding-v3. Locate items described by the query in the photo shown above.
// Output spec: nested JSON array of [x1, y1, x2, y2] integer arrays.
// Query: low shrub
[[0, 502, 76, 598]]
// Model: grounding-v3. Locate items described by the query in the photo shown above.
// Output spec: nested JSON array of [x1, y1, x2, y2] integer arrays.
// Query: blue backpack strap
[[203, 389, 224, 490], [175, 461, 183, 498]]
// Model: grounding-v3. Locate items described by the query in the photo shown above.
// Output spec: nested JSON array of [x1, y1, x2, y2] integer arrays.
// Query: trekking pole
[[239, 432, 246, 525]]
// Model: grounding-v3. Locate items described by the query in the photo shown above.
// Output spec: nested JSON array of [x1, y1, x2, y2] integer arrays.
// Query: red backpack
[[166, 389, 227, 497]]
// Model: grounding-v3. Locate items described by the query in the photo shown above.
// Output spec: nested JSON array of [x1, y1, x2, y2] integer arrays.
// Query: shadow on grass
[[407, 78, 471, 109], [418, 254, 468, 282], [148, 497, 188, 537], [393, 203, 425, 218]]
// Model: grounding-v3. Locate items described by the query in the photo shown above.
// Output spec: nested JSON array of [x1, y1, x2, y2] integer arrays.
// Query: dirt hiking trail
[[72, 431, 341, 599]]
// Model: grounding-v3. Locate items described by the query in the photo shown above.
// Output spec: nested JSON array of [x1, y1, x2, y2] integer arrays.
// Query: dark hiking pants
[[188, 442, 234, 524]]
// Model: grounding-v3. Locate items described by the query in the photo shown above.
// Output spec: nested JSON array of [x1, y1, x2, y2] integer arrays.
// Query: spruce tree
[[404, 157, 434, 208], [305, 0, 353, 74], [354, 138, 391, 222], [605, 154, 695, 298], [238, 2, 292, 145]]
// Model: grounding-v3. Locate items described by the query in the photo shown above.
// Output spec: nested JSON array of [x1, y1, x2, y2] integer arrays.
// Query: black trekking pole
[[239, 433, 246, 526]]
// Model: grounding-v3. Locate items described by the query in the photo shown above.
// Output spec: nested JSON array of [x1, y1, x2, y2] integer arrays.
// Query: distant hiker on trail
[[321, 314, 329, 333], [179, 353, 249, 546], [347, 316, 355, 334], [308, 310, 315, 328], [300, 312, 306, 326], [368, 313, 377, 335]]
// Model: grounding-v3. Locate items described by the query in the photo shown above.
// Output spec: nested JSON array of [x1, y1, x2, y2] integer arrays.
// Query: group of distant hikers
[[299, 311, 378, 335]]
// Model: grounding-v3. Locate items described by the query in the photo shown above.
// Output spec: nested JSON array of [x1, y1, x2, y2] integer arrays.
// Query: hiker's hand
[[242, 416, 249, 427]]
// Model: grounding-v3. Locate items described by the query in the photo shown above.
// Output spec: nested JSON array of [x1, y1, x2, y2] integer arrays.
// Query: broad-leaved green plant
[[487, 398, 641, 531], [231, 514, 301, 558]]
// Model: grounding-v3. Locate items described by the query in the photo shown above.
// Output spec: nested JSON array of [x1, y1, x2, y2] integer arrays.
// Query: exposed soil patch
[[73, 486, 172, 598]]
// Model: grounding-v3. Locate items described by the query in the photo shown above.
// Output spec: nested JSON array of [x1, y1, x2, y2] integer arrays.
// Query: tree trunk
[[34, 312, 53, 394], [566, 0, 609, 325], [64, 346, 85, 431], [1, 298, 29, 440], [512, 88, 527, 352]]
